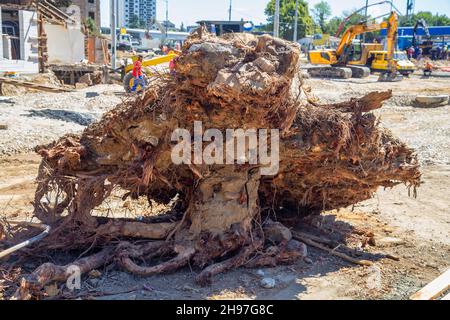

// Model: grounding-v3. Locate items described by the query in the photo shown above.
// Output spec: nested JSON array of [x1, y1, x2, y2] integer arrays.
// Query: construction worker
[[131, 55, 145, 93], [444, 45, 449, 60], [431, 47, 437, 60], [436, 46, 442, 60], [424, 61, 433, 77], [407, 46, 413, 59]]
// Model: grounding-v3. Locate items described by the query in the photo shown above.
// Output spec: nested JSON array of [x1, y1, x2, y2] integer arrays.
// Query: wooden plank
[[0, 77, 73, 93], [410, 269, 450, 300], [292, 232, 373, 267]]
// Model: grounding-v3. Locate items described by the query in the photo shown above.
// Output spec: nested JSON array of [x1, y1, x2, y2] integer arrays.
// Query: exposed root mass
[[3, 31, 420, 299]]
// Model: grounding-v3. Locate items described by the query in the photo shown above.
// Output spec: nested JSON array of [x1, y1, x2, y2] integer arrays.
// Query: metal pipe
[[293, 0, 299, 42], [335, 1, 402, 37], [363, 0, 369, 42], [110, 0, 116, 70], [165, 0, 169, 40], [274, 0, 280, 38], [0, 221, 51, 260]]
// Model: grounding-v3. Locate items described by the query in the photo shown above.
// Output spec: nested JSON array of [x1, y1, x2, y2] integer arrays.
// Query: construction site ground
[[0, 74, 449, 300]]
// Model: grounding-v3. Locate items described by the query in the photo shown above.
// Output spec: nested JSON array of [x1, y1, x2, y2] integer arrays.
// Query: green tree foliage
[[399, 11, 450, 27], [265, 0, 314, 40], [128, 14, 146, 29], [323, 16, 342, 35], [311, 1, 332, 33], [85, 17, 99, 36]]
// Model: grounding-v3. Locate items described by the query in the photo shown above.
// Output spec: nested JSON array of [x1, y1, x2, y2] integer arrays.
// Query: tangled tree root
[[13, 248, 114, 300], [118, 244, 195, 277], [7, 31, 421, 299]]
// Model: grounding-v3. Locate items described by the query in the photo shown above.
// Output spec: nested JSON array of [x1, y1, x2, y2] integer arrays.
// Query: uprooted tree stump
[[12, 32, 420, 299]]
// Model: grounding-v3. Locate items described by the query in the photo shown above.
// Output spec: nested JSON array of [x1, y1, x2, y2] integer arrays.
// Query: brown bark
[[13, 248, 114, 300]]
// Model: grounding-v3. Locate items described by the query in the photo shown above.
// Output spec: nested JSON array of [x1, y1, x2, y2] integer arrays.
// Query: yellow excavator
[[308, 11, 403, 82]]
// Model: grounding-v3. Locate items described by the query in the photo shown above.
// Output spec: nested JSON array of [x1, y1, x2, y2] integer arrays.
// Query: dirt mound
[[7, 32, 421, 299], [412, 57, 450, 69]]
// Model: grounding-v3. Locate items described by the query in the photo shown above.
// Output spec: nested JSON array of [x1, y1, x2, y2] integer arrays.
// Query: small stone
[[263, 220, 292, 244], [286, 240, 308, 258], [0, 124, 7, 130], [372, 237, 405, 248], [75, 82, 88, 89], [44, 283, 59, 297], [260, 278, 276, 289], [88, 269, 102, 278], [78, 73, 93, 86], [256, 269, 265, 277], [304, 257, 313, 264]]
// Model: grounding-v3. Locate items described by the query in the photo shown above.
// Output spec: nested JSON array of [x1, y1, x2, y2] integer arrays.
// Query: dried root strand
[[118, 244, 195, 277], [13, 247, 114, 300], [195, 238, 264, 286]]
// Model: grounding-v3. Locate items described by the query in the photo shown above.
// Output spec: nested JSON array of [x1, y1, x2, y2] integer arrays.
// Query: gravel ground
[[0, 85, 125, 155]]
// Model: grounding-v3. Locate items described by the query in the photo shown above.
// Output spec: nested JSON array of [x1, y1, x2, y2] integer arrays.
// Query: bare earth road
[[0, 75, 449, 300]]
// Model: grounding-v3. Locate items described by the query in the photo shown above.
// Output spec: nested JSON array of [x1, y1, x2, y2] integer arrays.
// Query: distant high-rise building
[[119, 0, 157, 29], [116, 0, 126, 28]]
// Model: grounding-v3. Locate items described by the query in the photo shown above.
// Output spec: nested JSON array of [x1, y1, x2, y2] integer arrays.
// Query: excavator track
[[378, 72, 403, 82], [347, 66, 371, 78], [307, 67, 353, 79]]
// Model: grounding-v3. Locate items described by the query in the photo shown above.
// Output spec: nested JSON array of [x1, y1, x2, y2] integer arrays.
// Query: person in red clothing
[[131, 55, 145, 93]]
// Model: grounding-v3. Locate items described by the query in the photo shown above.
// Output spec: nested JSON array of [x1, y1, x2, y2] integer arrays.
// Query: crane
[[335, 0, 402, 38], [406, 0, 415, 18], [379, 11, 403, 81], [412, 18, 433, 55]]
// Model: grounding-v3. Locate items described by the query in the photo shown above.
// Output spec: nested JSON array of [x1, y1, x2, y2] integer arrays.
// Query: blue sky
[[101, 0, 450, 28]]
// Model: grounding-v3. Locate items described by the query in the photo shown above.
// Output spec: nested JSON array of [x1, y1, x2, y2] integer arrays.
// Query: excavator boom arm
[[335, 12, 398, 71], [335, 22, 388, 56], [384, 12, 398, 74]]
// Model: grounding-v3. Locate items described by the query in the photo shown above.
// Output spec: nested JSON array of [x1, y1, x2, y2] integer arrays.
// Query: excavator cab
[[308, 50, 337, 64], [348, 41, 363, 62]]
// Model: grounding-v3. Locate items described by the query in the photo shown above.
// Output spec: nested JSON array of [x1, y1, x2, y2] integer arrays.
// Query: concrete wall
[[2, 35, 12, 59], [19, 10, 38, 63], [45, 23, 85, 64], [0, 6, 3, 59], [71, 0, 101, 28], [116, 0, 126, 28]]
